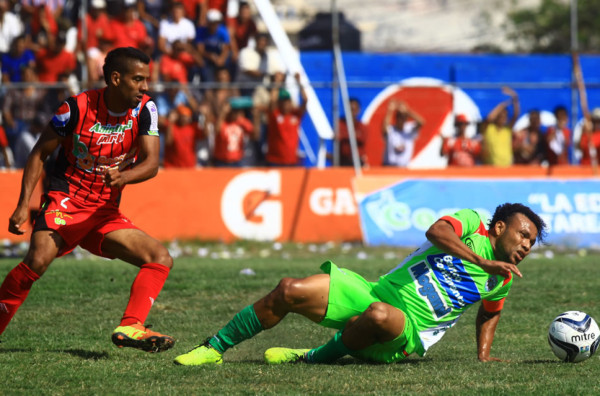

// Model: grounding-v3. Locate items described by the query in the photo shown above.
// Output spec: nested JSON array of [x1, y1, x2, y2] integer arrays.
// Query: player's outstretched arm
[[475, 304, 507, 362], [9, 125, 63, 235], [425, 219, 522, 278], [103, 135, 159, 188]]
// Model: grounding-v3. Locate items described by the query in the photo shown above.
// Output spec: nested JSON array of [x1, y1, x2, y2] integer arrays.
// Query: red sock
[[120, 263, 170, 326], [0, 262, 40, 335]]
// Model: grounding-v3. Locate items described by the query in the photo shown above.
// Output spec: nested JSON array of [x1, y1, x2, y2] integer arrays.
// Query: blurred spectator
[[13, 113, 44, 168], [163, 104, 204, 168], [481, 86, 520, 167], [78, 0, 111, 53], [108, 2, 152, 50], [137, 0, 164, 41], [236, 32, 284, 97], [513, 109, 546, 165], [35, 30, 76, 82], [207, 0, 228, 23], [159, 40, 192, 84], [227, 1, 257, 70], [180, 0, 205, 26], [545, 105, 571, 165], [86, 36, 113, 83], [1, 35, 35, 82], [0, 0, 24, 54], [264, 72, 307, 166], [212, 98, 256, 166], [382, 100, 425, 167], [338, 98, 368, 167], [21, 1, 59, 46], [158, 1, 196, 53], [195, 8, 230, 82], [2, 66, 45, 148], [206, 67, 239, 117], [578, 107, 600, 166], [0, 124, 14, 168], [441, 114, 481, 167]]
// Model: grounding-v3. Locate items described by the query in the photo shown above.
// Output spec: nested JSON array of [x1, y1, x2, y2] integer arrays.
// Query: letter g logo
[[221, 171, 282, 240]]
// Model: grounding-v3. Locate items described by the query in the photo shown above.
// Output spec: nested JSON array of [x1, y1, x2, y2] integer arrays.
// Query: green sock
[[305, 331, 352, 363], [208, 305, 263, 353]]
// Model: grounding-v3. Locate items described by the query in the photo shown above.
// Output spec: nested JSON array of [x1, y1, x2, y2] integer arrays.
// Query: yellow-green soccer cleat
[[173, 339, 223, 366], [111, 323, 175, 353], [264, 347, 311, 364]]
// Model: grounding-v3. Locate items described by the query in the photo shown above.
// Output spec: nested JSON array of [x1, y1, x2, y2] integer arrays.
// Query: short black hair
[[488, 203, 547, 244], [102, 47, 150, 85], [554, 105, 568, 115]]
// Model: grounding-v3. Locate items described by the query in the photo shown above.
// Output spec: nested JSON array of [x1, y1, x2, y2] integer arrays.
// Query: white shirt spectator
[[158, 17, 196, 47], [385, 121, 420, 167], [0, 10, 23, 53]]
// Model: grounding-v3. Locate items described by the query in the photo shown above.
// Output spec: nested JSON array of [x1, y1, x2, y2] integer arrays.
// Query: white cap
[[91, 0, 106, 8], [592, 107, 600, 120], [207, 8, 223, 22]]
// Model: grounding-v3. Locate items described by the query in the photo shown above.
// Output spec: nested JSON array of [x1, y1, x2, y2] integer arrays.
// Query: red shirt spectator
[[265, 76, 307, 166], [164, 105, 203, 168], [441, 114, 481, 167], [578, 130, 600, 166], [36, 39, 76, 82], [78, 2, 111, 50], [181, 0, 205, 24], [108, 5, 150, 50], [159, 53, 188, 83], [228, 2, 256, 50], [266, 107, 303, 165], [213, 105, 254, 164]]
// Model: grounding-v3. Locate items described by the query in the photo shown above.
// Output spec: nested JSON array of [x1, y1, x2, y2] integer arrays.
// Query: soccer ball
[[548, 311, 600, 363]]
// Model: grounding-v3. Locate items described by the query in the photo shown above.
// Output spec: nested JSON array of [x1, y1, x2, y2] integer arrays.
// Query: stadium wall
[[1, 167, 598, 248]]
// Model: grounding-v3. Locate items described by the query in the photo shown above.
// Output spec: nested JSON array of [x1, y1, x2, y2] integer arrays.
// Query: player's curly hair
[[103, 47, 150, 85], [488, 203, 547, 244]]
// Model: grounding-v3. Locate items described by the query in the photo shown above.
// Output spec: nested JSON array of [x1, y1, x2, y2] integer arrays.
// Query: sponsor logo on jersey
[[485, 276, 499, 292], [52, 102, 71, 128], [427, 253, 481, 308], [464, 237, 474, 250], [46, 210, 73, 226], [89, 120, 133, 145], [409, 262, 451, 319]]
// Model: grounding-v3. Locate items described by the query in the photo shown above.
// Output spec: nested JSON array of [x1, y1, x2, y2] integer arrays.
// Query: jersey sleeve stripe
[[440, 215, 462, 236]]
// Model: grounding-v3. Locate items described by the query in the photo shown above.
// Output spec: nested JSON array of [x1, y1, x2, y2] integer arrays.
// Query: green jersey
[[379, 209, 513, 353]]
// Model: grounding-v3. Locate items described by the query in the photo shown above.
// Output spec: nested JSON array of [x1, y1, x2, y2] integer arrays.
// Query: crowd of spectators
[[0, 0, 593, 170], [0, 0, 304, 169]]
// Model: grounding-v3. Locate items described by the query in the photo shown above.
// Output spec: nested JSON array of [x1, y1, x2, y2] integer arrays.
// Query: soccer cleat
[[264, 347, 311, 364], [111, 323, 175, 353], [173, 338, 223, 366]]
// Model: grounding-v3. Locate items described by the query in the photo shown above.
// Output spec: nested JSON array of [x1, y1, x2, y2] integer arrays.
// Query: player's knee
[[148, 245, 173, 269], [364, 302, 391, 327], [275, 277, 304, 306], [23, 256, 51, 277]]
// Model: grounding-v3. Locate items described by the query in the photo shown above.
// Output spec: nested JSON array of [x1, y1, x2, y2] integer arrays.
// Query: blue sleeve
[[219, 25, 230, 44]]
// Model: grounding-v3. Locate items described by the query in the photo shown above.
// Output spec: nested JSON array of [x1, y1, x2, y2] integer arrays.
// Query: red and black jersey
[[49, 87, 159, 206]]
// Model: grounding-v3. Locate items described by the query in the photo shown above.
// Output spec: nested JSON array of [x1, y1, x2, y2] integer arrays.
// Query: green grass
[[1, 247, 599, 395]]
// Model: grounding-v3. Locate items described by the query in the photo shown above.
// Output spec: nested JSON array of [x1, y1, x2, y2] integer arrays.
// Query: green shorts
[[318, 260, 423, 363]]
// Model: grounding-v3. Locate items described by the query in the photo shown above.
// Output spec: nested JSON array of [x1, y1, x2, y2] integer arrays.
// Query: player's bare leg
[[0, 230, 63, 336], [341, 302, 406, 350], [174, 274, 330, 365], [266, 302, 407, 364], [254, 274, 330, 327], [101, 228, 174, 353]]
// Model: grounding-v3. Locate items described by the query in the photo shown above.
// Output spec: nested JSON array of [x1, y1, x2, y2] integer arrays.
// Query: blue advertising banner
[[358, 179, 600, 248]]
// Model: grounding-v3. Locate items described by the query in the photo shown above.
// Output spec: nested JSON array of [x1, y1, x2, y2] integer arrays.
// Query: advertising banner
[[358, 179, 600, 248]]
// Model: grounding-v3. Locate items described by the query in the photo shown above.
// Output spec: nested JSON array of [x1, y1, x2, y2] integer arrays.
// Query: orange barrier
[[0, 166, 597, 243]]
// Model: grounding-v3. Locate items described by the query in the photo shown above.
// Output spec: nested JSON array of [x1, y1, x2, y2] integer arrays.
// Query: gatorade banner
[[358, 179, 600, 248]]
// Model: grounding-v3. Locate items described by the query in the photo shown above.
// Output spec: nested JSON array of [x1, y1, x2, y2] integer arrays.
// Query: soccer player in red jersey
[[2, 47, 175, 353]]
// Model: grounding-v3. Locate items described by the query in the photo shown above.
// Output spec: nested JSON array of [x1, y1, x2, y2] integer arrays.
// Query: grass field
[[0, 244, 599, 395]]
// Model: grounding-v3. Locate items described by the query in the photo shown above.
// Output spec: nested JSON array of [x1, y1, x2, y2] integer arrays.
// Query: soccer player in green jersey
[[174, 203, 547, 365]]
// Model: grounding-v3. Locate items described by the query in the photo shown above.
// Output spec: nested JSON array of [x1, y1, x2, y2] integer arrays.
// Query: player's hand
[[103, 167, 126, 188], [8, 205, 29, 235], [478, 258, 522, 278]]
